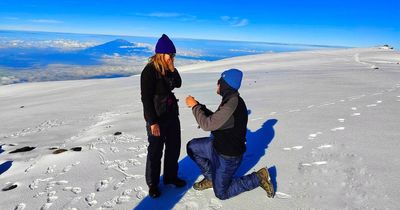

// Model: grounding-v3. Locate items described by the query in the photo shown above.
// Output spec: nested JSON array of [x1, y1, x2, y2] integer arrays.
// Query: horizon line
[[0, 28, 352, 48]]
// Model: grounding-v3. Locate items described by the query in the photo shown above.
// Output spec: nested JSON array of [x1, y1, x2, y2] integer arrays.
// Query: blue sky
[[0, 0, 399, 47]]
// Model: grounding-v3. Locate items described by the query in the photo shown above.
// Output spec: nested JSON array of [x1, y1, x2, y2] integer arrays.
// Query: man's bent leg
[[212, 153, 259, 200], [186, 137, 213, 180]]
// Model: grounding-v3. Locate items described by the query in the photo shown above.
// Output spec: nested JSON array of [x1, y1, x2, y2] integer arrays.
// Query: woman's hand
[[167, 58, 175, 72], [164, 54, 175, 72], [150, 124, 161, 136]]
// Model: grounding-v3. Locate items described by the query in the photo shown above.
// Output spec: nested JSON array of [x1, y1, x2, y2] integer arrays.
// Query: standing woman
[[140, 34, 186, 198]]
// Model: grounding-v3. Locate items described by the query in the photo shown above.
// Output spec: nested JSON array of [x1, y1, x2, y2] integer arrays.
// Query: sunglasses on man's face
[[169, 53, 176, 58]]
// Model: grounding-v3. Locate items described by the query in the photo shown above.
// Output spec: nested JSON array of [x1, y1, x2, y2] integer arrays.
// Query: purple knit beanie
[[155, 34, 176, 53]]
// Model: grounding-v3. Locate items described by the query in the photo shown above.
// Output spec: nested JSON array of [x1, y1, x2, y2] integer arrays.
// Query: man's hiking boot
[[256, 167, 275, 198], [193, 178, 213, 191]]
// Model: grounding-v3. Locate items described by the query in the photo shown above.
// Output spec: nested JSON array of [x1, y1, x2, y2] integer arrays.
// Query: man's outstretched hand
[[186, 95, 198, 108]]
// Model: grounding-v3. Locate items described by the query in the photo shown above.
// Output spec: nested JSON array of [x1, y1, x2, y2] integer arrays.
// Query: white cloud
[[221, 16, 231, 21], [136, 12, 196, 21], [147, 12, 182, 18], [232, 19, 249, 27], [177, 48, 206, 58], [3, 17, 20, 20], [220, 16, 249, 27], [134, 42, 154, 49], [0, 76, 21, 85], [29, 19, 63, 24], [119, 42, 154, 52]]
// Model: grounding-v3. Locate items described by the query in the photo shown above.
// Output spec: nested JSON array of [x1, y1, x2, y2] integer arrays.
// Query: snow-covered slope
[[1, 47, 399, 209]]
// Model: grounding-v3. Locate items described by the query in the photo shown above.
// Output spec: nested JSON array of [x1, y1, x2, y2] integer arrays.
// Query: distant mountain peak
[[83, 39, 152, 56], [109, 39, 133, 45], [96, 39, 134, 48]]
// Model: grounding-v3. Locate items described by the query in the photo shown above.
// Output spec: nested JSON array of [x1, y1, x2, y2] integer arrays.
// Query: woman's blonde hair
[[149, 54, 168, 76]]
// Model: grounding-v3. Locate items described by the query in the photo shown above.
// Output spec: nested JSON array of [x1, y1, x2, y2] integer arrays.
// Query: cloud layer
[[0, 39, 98, 50]]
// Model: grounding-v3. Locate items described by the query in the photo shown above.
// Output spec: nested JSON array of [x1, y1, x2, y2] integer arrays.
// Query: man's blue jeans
[[187, 137, 260, 200]]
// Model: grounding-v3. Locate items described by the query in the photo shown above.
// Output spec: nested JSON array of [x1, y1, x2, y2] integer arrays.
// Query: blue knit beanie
[[221, 68, 243, 90], [155, 34, 176, 53]]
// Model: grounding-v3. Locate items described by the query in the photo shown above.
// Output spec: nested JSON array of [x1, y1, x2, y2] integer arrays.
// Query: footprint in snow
[[55, 180, 69, 185], [14, 203, 26, 210], [63, 187, 81, 194], [366, 104, 377, 107], [351, 113, 361, 116], [319, 102, 335, 107], [60, 161, 80, 174], [110, 146, 119, 153], [62, 165, 72, 173], [283, 146, 303, 151], [105, 195, 129, 207], [25, 161, 37, 173], [331, 127, 345, 131], [47, 191, 58, 203], [40, 203, 52, 210], [85, 193, 97, 206], [288, 109, 301, 113], [301, 161, 328, 166], [46, 180, 68, 191], [128, 158, 142, 166], [275, 192, 292, 199], [114, 181, 125, 190], [338, 118, 345, 122], [209, 198, 223, 210], [135, 187, 147, 200], [250, 117, 263, 121], [136, 153, 147, 158], [116, 195, 131, 204], [123, 189, 132, 196], [29, 177, 54, 190], [313, 161, 328, 165], [308, 132, 322, 140], [180, 201, 200, 209], [46, 165, 56, 174], [134, 186, 143, 192], [72, 187, 82, 194], [96, 177, 113, 192], [317, 144, 333, 149]]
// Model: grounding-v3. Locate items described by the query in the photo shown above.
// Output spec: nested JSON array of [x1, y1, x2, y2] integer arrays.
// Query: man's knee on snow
[[214, 191, 229, 200]]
